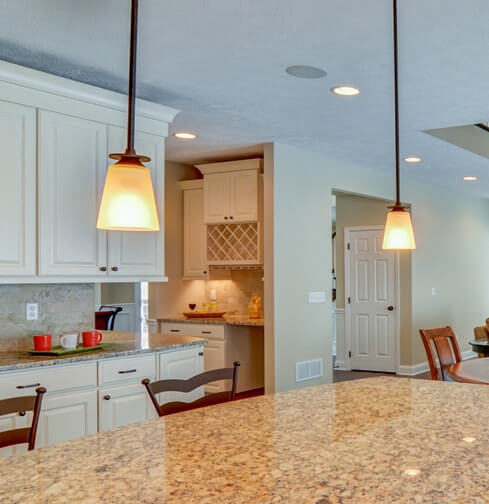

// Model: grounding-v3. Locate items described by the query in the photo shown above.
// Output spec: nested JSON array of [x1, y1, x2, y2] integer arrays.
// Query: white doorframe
[[344, 226, 401, 373]]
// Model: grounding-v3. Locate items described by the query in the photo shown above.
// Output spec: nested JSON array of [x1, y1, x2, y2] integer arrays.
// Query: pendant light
[[382, 0, 416, 250], [97, 0, 160, 232]]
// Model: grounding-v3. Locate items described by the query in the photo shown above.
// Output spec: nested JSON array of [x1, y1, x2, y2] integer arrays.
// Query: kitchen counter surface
[[1, 376, 487, 503], [159, 315, 264, 327], [0, 331, 205, 373]]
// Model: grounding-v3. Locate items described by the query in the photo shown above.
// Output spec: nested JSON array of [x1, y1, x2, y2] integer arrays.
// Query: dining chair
[[473, 325, 489, 358], [419, 326, 462, 381], [142, 362, 240, 417], [95, 306, 123, 331], [0, 386, 46, 451]]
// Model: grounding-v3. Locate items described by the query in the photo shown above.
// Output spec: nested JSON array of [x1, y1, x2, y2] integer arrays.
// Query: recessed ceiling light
[[331, 86, 360, 96], [173, 132, 197, 140], [463, 436, 476, 443], [285, 65, 327, 79], [404, 156, 422, 163], [403, 469, 420, 477], [463, 176, 477, 181]]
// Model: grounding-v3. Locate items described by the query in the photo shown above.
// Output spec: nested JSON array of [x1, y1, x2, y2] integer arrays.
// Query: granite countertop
[[159, 315, 265, 327], [2, 376, 488, 503], [0, 331, 205, 373]]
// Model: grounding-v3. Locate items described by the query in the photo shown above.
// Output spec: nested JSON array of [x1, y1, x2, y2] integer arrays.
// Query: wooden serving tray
[[28, 343, 112, 356], [182, 312, 226, 319]]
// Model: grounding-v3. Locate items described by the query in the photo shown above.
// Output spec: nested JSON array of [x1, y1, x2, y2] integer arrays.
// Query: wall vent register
[[296, 358, 324, 383]]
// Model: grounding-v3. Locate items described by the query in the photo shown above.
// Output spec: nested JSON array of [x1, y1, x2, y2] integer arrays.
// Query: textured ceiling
[[2, 0, 489, 197]]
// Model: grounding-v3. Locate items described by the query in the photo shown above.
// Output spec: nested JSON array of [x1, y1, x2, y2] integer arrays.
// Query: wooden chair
[[419, 326, 462, 381], [473, 325, 489, 358], [142, 362, 240, 417], [0, 387, 46, 451]]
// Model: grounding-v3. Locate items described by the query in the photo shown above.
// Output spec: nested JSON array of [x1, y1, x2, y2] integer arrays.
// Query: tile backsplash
[[0, 284, 94, 350]]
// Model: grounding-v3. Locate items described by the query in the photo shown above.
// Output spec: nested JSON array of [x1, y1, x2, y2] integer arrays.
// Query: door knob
[[387, 306, 394, 311]]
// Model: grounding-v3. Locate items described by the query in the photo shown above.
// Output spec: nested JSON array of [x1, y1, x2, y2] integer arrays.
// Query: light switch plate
[[308, 291, 326, 304], [26, 303, 39, 321]]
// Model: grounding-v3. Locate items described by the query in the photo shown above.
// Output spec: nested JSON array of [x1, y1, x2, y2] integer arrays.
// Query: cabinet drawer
[[160, 322, 200, 337], [161, 322, 225, 340], [0, 362, 97, 400], [193, 324, 225, 340], [98, 354, 156, 386]]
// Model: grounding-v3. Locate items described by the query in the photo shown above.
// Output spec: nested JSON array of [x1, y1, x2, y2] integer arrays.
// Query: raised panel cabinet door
[[107, 126, 164, 277], [99, 384, 156, 432], [183, 188, 207, 278], [36, 390, 98, 448], [204, 340, 226, 394], [230, 170, 258, 222], [38, 111, 108, 276], [0, 101, 36, 276], [203, 172, 231, 223], [159, 347, 204, 405]]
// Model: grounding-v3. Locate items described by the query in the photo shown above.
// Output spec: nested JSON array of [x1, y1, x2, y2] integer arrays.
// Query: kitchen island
[[1, 376, 487, 503]]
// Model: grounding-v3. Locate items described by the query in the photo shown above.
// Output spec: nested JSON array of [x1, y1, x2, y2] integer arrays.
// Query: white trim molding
[[398, 350, 477, 376]]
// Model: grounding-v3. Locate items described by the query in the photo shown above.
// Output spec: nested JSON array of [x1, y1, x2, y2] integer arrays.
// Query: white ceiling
[[3, 0, 489, 197]]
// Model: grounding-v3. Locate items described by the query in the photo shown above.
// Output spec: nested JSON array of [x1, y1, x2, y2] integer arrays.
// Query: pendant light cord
[[393, 0, 401, 207], [126, 0, 139, 155]]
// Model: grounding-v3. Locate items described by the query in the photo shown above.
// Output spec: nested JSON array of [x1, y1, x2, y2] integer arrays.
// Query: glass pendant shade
[[97, 158, 160, 231], [382, 206, 416, 250]]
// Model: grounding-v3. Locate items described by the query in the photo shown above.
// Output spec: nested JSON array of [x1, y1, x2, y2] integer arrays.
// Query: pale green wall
[[267, 142, 489, 391]]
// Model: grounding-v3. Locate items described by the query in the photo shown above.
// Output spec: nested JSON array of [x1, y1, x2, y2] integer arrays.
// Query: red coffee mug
[[82, 331, 103, 348], [33, 334, 52, 351]]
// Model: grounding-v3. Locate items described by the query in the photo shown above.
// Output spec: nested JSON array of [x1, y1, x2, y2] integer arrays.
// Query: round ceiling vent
[[285, 65, 327, 79]]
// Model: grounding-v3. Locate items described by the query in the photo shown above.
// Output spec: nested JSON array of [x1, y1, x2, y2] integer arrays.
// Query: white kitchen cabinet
[[203, 339, 226, 393], [159, 347, 204, 405], [36, 390, 98, 448], [99, 383, 156, 432], [0, 413, 29, 458], [106, 126, 165, 277], [203, 169, 258, 224], [180, 181, 207, 279], [38, 110, 108, 276], [0, 101, 37, 276]]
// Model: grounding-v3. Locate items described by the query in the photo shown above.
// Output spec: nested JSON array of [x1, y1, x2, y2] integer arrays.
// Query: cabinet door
[[38, 111, 108, 276], [183, 188, 207, 279], [99, 383, 156, 432], [204, 340, 226, 394], [36, 390, 97, 448], [0, 101, 36, 276], [203, 172, 231, 223], [159, 348, 204, 404], [107, 126, 164, 277], [230, 170, 258, 222], [0, 413, 29, 458]]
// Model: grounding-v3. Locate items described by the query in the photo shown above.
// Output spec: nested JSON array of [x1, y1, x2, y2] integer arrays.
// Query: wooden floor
[[333, 369, 431, 382]]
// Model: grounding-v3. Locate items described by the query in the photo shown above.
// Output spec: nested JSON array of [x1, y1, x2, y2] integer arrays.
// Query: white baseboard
[[398, 350, 477, 376]]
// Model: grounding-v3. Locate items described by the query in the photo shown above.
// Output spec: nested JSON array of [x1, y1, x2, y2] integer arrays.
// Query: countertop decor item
[[28, 343, 110, 356], [97, 0, 159, 232], [382, 0, 416, 250], [183, 311, 226, 319], [248, 293, 262, 319]]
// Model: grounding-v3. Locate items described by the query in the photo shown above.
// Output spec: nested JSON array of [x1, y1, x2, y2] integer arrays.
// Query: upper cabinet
[[199, 159, 261, 224], [0, 61, 178, 283], [0, 101, 36, 276]]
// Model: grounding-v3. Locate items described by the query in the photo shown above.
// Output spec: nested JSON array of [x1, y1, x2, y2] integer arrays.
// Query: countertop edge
[[158, 317, 265, 327]]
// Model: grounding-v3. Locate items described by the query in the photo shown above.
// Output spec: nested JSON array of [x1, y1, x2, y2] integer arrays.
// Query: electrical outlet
[[26, 303, 38, 321], [431, 287, 436, 296]]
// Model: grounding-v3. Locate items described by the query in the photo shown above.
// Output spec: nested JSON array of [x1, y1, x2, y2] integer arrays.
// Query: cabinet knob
[[224, 216, 228, 220], [99, 266, 107, 272], [18, 411, 26, 417], [230, 216, 234, 220], [203, 270, 207, 274], [111, 266, 119, 272], [198, 352, 204, 356], [103, 395, 111, 400]]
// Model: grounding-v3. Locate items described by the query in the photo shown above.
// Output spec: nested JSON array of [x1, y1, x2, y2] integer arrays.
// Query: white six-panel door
[[346, 227, 396, 372]]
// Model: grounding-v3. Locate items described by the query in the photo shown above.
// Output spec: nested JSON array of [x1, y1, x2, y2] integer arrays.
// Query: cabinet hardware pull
[[118, 369, 137, 374], [224, 216, 228, 220], [111, 266, 119, 272], [99, 266, 107, 272], [170, 329, 180, 333], [203, 270, 207, 274], [16, 383, 40, 389], [230, 216, 234, 219], [18, 411, 26, 417], [103, 395, 111, 400], [198, 352, 204, 356], [201, 331, 212, 334]]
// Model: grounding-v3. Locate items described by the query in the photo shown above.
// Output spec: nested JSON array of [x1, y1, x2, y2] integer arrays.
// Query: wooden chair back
[[473, 325, 489, 358], [0, 387, 46, 450], [142, 362, 240, 417], [419, 326, 462, 380]]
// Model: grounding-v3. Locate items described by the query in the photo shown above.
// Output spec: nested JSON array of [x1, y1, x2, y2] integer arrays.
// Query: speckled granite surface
[[0, 331, 205, 373], [1, 377, 488, 503], [159, 315, 264, 326]]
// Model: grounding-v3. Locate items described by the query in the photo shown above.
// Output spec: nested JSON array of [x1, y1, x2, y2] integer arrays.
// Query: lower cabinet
[[36, 390, 98, 448], [204, 340, 226, 393], [0, 412, 29, 458], [99, 384, 156, 432]]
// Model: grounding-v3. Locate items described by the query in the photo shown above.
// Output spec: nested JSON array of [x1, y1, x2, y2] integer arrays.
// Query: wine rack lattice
[[207, 223, 260, 264]]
